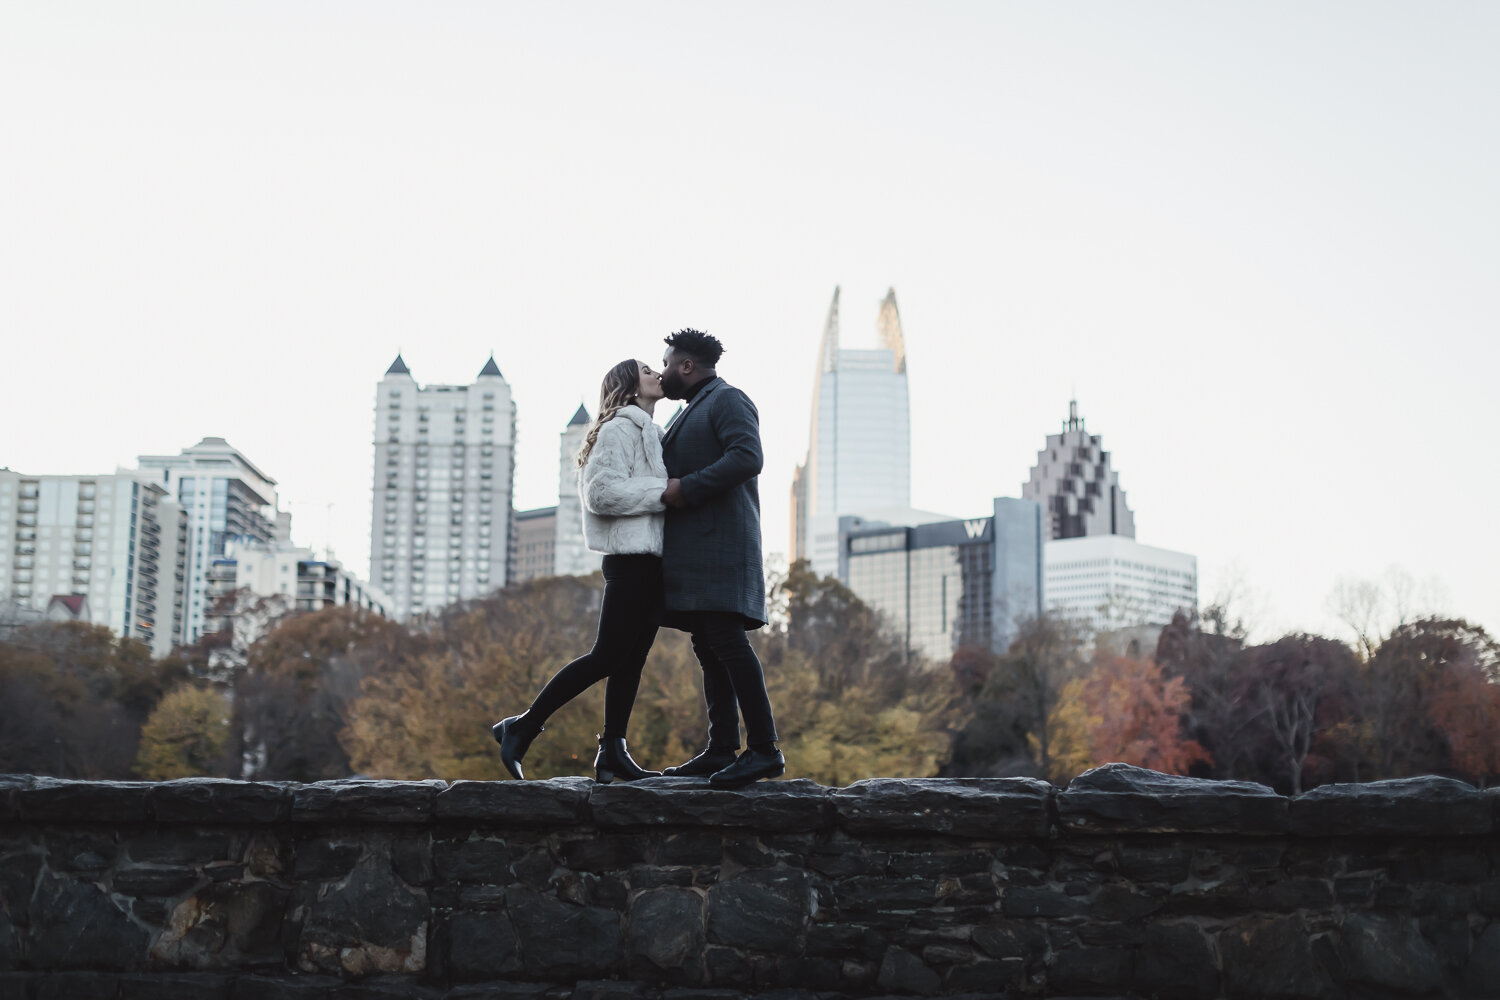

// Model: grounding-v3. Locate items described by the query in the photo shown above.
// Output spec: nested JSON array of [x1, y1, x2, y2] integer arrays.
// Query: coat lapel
[[662, 377, 722, 447]]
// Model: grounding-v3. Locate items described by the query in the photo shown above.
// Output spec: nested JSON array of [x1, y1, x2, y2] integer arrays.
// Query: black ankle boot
[[492, 715, 543, 780], [594, 736, 660, 784]]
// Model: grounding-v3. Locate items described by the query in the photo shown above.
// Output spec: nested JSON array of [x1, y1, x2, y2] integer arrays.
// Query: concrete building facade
[[370, 355, 518, 620], [0, 468, 189, 657], [510, 507, 559, 584], [840, 497, 1045, 663], [553, 404, 603, 578], [205, 538, 389, 627], [1045, 534, 1197, 633], [137, 437, 282, 645]]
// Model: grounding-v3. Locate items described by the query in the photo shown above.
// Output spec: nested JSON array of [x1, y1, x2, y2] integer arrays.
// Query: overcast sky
[[3, 2, 1496, 642]]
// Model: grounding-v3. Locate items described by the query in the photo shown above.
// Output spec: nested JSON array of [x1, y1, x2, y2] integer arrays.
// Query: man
[[656, 328, 783, 787]]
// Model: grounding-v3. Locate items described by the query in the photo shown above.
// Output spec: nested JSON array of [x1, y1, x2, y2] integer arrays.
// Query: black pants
[[689, 612, 779, 749], [525, 554, 662, 738]]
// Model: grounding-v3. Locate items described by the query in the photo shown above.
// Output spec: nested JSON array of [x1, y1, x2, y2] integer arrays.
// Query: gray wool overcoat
[[660, 377, 767, 629]]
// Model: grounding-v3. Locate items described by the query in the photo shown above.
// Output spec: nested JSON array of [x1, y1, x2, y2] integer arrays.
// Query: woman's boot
[[594, 735, 661, 783], [492, 714, 543, 780]]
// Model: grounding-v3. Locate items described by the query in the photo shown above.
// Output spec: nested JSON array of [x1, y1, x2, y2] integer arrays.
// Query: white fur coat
[[579, 404, 669, 555]]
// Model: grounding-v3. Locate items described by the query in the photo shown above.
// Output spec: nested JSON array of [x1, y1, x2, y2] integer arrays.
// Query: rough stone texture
[[1058, 762, 1288, 834], [1289, 774, 1493, 836], [3, 768, 1500, 997], [833, 778, 1051, 838]]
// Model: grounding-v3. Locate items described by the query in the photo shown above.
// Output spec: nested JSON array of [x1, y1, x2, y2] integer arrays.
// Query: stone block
[[111, 866, 201, 897], [1290, 775, 1491, 836], [1113, 843, 1192, 884], [706, 869, 812, 953], [569, 981, 650, 1000], [329, 977, 443, 999], [1047, 946, 1132, 993], [445, 910, 522, 980], [295, 852, 428, 976], [17, 779, 151, 824], [560, 833, 651, 872], [150, 779, 292, 825], [291, 780, 445, 824], [27, 874, 148, 970], [655, 831, 722, 867], [40, 832, 114, 875], [0, 972, 31, 1000], [1134, 923, 1218, 999], [292, 841, 362, 880], [590, 778, 831, 833], [1220, 915, 1333, 999], [230, 974, 343, 999], [1057, 763, 1288, 835], [150, 881, 290, 969], [432, 837, 518, 882], [0, 776, 31, 824], [123, 830, 233, 866], [1338, 913, 1443, 993], [944, 957, 1024, 992], [33, 971, 120, 1000], [434, 778, 591, 826], [1001, 886, 1089, 919], [831, 875, 939, 915], [506, 887, 622, 978], [118, 973, 232, 999], [1461, 922, 1500, 998], [876, 945, 942, 995], [833, 778, 1052, 839], [627, 888, 704, 973], [443, 984, 550, 1000], [971, 920, 1047, 963]]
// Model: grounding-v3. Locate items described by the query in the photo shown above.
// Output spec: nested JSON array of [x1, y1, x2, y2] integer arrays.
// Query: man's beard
[[660, 373, 685, 399]]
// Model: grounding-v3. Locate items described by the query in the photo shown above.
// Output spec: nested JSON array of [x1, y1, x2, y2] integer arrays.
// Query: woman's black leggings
[[524, 554, 662, 738]]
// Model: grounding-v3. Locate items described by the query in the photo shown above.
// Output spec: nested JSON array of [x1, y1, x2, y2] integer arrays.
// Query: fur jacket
[[579, 404, 669, 556]]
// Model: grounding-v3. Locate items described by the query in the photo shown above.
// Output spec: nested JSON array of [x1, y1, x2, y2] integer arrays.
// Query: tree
[[235, 604, 406, 780], [1156, 606, 1253, 780], [1235, 635, 1358, 794], [1046, 653, 1210, 783], [1427, 660, 1500, 787], [135, 685, 232, 779]]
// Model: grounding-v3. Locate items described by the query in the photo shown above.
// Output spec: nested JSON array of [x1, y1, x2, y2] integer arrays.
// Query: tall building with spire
[[1022, 399, 1135, 541], [793, 286, 940, 579], [370, 354, 517, 620]]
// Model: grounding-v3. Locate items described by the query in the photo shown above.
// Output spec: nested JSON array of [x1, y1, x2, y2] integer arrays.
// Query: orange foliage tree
[[1046, 654, 1210, 783]]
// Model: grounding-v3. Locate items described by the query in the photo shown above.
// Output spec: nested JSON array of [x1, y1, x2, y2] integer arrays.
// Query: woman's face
[[636, 362, 665, 402]]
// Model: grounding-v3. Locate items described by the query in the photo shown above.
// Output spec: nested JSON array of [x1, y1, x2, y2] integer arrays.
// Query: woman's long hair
[[576, 359, 641, 469]]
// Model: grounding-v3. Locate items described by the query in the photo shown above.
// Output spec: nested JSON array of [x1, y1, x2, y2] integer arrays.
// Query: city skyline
[[2, 3, 1496, 643]]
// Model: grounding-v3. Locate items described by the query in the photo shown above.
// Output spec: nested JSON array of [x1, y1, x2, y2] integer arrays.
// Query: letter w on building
[[964, 519, 988, 540]]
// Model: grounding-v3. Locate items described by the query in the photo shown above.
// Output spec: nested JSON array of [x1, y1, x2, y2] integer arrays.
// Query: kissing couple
[[492, 328, 783, 789]]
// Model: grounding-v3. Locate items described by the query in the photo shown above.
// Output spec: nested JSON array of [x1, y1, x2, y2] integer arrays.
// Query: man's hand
[[662, 479, 687, 508]]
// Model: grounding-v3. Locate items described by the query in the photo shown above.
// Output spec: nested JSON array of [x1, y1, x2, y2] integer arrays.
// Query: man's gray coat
[[660, 377, 766, 628]]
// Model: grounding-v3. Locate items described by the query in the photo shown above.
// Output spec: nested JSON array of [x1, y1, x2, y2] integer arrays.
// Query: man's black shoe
[[708, 748, 785, 788], [662, 747, 739, 778]]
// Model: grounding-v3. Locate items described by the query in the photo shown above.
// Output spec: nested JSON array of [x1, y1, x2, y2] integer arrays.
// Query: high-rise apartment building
[[1044, 535, 1197, 632], [554, 404, 603, 578], [206, 538, 389, 624], [1022, 400, 1135, 541], [370, 354, 518, 620], [0, 468, 189, 657], [510, 507, 558, 584], [839, 498, 1044, 662], [136, 437, 282, 646], [793, 287, 943, 579]]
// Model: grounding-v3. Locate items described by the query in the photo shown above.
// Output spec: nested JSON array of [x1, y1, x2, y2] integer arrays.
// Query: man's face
[[660, 347, 693, 400]]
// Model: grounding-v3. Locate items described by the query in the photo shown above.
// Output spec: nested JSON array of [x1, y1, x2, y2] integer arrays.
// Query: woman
[[492, 358, 669, 782]]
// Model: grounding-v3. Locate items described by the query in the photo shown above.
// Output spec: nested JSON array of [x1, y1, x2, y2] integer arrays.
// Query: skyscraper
[[370, 354, 517, 620], [137, 437, 282, 645], [0, 467, 189, 656], [793, 286, 933, 579], [1022, 400, 1136, 541], [553, 404, 603, 577]]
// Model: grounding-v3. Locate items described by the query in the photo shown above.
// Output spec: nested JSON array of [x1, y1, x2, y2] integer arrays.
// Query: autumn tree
[[235, 604, 406, 780], [1046, 653, 1210, 783], [0, 621, 186, 778], [135, 685, 232, 779], [1156, 605, 1253, 780], [1234, 635, 1358, 794]]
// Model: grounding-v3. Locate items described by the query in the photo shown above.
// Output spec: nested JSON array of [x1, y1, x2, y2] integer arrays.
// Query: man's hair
[[664, 328, 724, 366]]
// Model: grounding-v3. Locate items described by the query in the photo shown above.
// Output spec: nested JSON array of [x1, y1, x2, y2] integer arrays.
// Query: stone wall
[[1, 764, 1498, 999]]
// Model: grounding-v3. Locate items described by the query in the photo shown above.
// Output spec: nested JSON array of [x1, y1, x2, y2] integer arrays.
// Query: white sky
[[2, 2, 1496, 642]]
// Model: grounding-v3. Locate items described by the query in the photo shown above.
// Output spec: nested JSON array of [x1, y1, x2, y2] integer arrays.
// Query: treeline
[[945, 605, 1500, 791], [1, 564, 1496, 789]]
